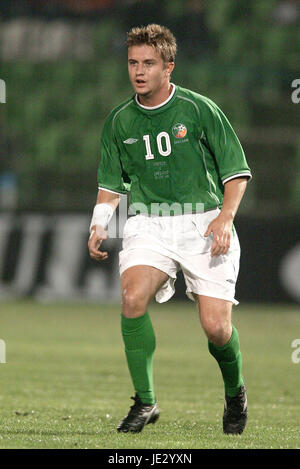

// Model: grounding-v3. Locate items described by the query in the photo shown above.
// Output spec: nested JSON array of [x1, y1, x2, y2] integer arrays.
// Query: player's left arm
[[204, 177, 248, 256], [199, 97, 252, 256]]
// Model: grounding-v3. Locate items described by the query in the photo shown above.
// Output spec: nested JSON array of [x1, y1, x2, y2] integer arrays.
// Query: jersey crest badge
[[172, 123, 187, 139], [123, 138, 138, 144]]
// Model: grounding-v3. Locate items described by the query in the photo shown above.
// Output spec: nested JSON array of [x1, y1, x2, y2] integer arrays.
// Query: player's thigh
[[193, 294, 233, 343], [121, 265, 169, 315]]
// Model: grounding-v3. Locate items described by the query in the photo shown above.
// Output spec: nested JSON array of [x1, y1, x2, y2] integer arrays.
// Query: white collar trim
[[135, 83, 176, 110]]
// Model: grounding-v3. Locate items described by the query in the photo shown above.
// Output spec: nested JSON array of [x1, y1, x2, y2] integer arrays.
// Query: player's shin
[[121, 311, 156, 405], [208, 325, 244, 397]]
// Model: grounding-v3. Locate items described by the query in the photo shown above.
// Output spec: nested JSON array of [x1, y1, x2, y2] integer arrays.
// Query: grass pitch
[[0, 300, 299, 449]]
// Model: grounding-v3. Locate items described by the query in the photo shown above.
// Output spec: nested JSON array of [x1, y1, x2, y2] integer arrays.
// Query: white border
[[222, 173, 252, 185], [135, 83, 176, 110], [98, 186, 125, 195]]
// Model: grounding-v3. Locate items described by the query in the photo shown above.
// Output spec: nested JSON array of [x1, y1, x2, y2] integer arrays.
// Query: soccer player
[[88, 24, 251, 435]]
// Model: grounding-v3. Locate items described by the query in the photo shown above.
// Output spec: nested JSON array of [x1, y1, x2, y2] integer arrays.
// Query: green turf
[[0, 300, 299, 449]]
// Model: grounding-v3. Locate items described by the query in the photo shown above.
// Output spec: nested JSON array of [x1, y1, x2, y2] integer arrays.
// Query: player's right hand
[[88, 225, 108, 261]]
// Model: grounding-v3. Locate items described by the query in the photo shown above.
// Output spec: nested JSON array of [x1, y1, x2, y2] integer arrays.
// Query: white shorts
[[119, 208, 240, 305]]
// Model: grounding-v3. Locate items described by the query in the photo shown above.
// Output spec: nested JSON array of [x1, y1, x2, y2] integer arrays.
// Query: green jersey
[[97, 84, 251, 215]]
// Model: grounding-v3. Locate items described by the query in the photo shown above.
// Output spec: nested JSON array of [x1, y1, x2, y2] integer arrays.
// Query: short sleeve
[[200, 98, 252, 184], [97, 115, 130, 194]]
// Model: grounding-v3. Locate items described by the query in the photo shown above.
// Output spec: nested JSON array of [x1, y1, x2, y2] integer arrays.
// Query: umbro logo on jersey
[[123, 138, 138, 144]]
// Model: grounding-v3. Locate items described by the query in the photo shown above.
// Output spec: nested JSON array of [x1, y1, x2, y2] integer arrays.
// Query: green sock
[[121, 311, 156, 405], [208, 325, 244, 397]]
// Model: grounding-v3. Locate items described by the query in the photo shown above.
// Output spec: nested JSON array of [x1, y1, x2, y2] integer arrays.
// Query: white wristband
[[89, 203, 114, 233]]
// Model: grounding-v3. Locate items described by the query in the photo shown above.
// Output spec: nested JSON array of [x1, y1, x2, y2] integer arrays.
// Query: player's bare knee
[[122, 288, 147, 318], [202, 318, 231, 346]]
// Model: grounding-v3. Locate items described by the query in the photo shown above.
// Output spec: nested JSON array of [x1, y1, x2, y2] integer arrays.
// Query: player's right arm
[[88, 189, 120, 262], [88, 107, 130, 261]]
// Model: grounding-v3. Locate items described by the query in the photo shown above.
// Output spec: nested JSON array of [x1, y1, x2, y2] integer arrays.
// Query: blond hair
[[126, 24, 177, 63]]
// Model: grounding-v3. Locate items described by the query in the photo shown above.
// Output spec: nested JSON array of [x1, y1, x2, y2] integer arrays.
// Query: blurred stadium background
[[0, 0, 299, 305]]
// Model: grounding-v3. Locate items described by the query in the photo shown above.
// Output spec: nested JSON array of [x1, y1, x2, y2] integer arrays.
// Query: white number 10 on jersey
[[143, 132, 172, 160]]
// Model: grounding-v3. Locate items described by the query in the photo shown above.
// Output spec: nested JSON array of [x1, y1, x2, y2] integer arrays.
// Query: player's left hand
[[204, 213, 233, 256]]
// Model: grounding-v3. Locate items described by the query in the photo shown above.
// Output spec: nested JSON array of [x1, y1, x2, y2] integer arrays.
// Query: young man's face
[[128, 44, 174, 99]]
